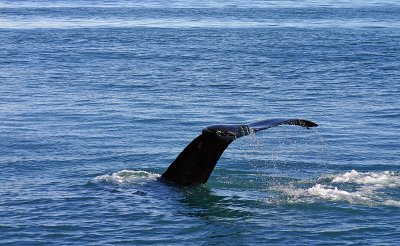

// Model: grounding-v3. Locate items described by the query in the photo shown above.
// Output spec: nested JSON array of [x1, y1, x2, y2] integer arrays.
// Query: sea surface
[[1, 0, 399, 245]]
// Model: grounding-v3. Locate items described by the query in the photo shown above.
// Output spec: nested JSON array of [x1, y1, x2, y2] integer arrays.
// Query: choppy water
[[1, 0, 399, 245]]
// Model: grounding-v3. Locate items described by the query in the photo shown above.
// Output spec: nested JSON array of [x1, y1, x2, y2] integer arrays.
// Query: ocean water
[[1, 0, 400, 244]]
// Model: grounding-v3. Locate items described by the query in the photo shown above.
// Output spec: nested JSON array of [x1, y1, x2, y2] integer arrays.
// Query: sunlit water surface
[[1, 0, 399, 244]]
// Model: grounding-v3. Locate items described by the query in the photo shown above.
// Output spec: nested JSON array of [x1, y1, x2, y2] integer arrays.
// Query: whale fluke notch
[[161, 118, 318, 186]]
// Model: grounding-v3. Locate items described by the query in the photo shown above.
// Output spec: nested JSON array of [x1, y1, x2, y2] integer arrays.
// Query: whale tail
[[161, 118, 318, 186]]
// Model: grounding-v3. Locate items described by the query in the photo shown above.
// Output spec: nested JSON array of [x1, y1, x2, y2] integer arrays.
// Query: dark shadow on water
[[177, 185, 254, 221]]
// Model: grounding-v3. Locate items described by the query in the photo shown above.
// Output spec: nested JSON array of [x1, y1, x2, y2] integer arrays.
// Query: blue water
[[1, 0, 400, 244]]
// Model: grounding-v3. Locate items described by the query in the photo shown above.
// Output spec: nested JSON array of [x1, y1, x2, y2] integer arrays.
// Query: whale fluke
[[161, 118, 318, 186]]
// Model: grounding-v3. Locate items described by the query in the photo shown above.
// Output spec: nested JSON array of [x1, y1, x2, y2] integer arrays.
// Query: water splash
[[307, 184, 370, 204], [273, 170, 400, 207], [239, 126, 329, 181], [239, 127, 400, 207], [95, 170, 160, 185], [331, 170, 400, 188]]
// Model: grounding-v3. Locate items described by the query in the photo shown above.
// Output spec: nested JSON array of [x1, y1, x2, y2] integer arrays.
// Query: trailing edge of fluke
[[161, 118, 318, 186]]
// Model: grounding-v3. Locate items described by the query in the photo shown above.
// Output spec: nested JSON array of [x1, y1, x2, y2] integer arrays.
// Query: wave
[[2, 18, 397, 30]]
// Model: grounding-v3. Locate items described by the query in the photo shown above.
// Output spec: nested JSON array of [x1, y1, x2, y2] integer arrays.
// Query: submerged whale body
[[162, 118, 318, 186]]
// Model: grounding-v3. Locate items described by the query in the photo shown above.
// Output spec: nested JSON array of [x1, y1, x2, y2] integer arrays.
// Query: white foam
[[383, 199, 400, 206], [307, 184, 369, 204], [331, 170, 400, 188], [274, 170, 400, 207], [95, 170, 160, 185]]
